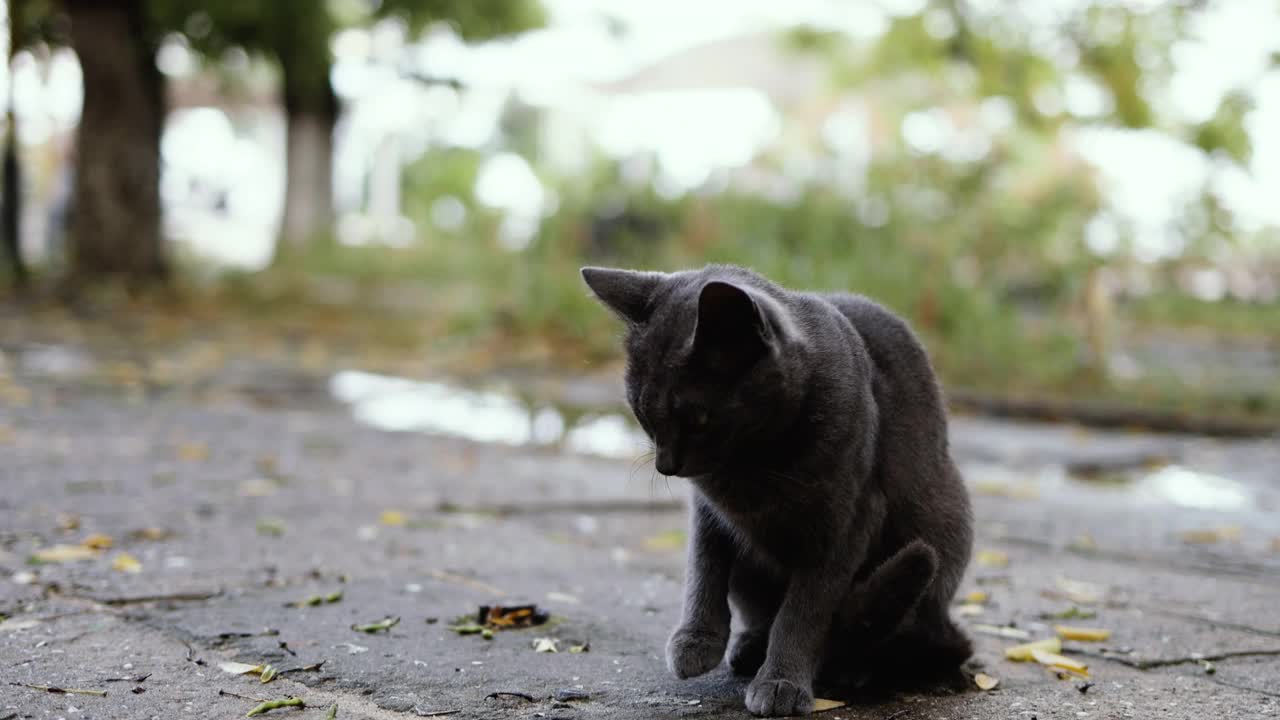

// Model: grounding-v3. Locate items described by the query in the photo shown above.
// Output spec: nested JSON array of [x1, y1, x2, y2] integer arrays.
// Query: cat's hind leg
[[727, 554, 783, 676]]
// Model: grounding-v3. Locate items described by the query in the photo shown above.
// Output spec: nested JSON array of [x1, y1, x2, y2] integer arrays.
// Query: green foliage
[[149, 0, 544, 106], [1192, 91, 1254, 163]]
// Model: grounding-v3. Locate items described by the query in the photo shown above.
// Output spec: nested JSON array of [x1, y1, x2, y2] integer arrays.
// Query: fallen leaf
[[351, 616, 399, 633], [128, 527, 173, 542], [972, 624, 1031, 640], [30, 544, 99, 564], [965, 590, 988, 604], [246, 697, 305, 717], [218, 661, 264, 675], [80, 533, 114, 550], [289, 590, 342, 608], [379, 510, 407, 527], [976, 550, 1009, 568], [479, 604, 550, 629], [177, 442, 209, 462], [956, 603, 985, 616], [1180, 526, 1242, 544], [1040, 606, 1096, 621], [1054, 625, 1112, 642], [812, 698, 845, 712], [642, 530, 686, 552], [238, 479, 279, 498], [259, 665, 278, 684], [568, 642, 590, 653], [1029, 648, 1089, 676], [532, 637, 559, 653], [1201, 660, 1216, 674], [971, 481, 1040, 500], [0, 618, 41, 631], [1005, 637, 1062, 661], [325, 704, 338, 720], [974, 673, 1000, 690], [1068, 535, 1097, 552], [1054, 577, 1102, 604], [256, 518, 287, 537], [111, 552, 142, 574], [546, 591, 580, 605]]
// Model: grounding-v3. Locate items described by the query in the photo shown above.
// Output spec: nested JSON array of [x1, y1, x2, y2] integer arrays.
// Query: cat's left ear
[[692, 281, 775, 371], [581, 267, 665, 324]]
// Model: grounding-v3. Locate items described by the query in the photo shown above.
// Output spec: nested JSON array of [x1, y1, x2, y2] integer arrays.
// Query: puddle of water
[[967, 461, 1257, 512], [14, 344, 97, 378], [328, 370, 650, 460], [1131, 464, 1255, 512]]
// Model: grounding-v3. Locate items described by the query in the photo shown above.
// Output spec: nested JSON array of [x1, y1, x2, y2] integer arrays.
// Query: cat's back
[[820, 295, 936, 387]]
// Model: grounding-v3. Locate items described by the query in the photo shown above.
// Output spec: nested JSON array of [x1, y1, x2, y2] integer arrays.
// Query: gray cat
[[582, 264, 973, 717]]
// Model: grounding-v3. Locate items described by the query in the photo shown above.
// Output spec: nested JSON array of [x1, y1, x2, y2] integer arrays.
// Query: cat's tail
[[822, 539, 973, 690], [836, 539, 939, 646]]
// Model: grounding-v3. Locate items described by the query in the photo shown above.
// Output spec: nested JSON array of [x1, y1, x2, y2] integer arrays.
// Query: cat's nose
[[655, 447, 681, 476]]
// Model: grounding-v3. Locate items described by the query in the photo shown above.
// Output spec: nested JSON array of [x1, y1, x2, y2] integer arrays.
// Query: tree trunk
[[65, 0, 166, 291], [279, 70, 336, 253], [3, 0, 27, 289], [2, 109, 25, 288]]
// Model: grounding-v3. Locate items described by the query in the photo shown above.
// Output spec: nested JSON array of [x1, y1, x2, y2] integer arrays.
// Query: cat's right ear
[[581, 267, 664, 324]]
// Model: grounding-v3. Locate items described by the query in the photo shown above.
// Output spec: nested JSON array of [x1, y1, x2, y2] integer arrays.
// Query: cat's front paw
[[745, 676, 814, 717], [666, 626, 728, 678]]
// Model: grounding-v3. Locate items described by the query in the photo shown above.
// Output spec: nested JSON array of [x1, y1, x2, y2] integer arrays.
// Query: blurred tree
[[65, 0, 166, 289], [155, 0, 544, 256], [2, 0, 29, 289]]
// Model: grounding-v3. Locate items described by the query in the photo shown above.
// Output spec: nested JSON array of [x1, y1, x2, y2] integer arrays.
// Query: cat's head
[[581, 266, 806, 477]]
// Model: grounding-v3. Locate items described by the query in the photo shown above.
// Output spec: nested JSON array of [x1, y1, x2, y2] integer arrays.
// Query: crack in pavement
[[1138, 606, 1280, 639], [1074, 647, 1280, 670], [1206, 676, 1280, 699], [995, 534, 1280, 586]]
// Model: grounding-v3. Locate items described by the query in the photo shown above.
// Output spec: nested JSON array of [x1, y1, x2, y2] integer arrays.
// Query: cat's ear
[[581, 267, 664, 324], [692, 281, 773, 371]]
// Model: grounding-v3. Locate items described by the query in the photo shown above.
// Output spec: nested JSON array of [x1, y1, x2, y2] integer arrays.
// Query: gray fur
[[582, 264, 974, 717]]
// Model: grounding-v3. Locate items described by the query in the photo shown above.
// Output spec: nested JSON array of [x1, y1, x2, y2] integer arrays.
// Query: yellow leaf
[[379, 510, 407, 527], [111, 553, 142, 574], [973, 624, 1030, 640], [217, 661, 264, 675], [1005, 637, 1062, 661], [976, 550, 1009, 568], [1030, 648, 1089, 676], [956, 603, 985, 616], [974, 673, 1000, 690], [812, 698, 846, 712], [177, 442, 209, 462], [1180, 526, 1242, 544], [532, 637, 559, 653], [129, 527, 173, 542], [31, 544, 99, 563], [965, 590, 988, 604], [238, 479, 279, 498], [643, 530, 687, 552], [80, 533, 114, 550], [1054, 625, 1111, 642], [1054, 577, 1102, 604]]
